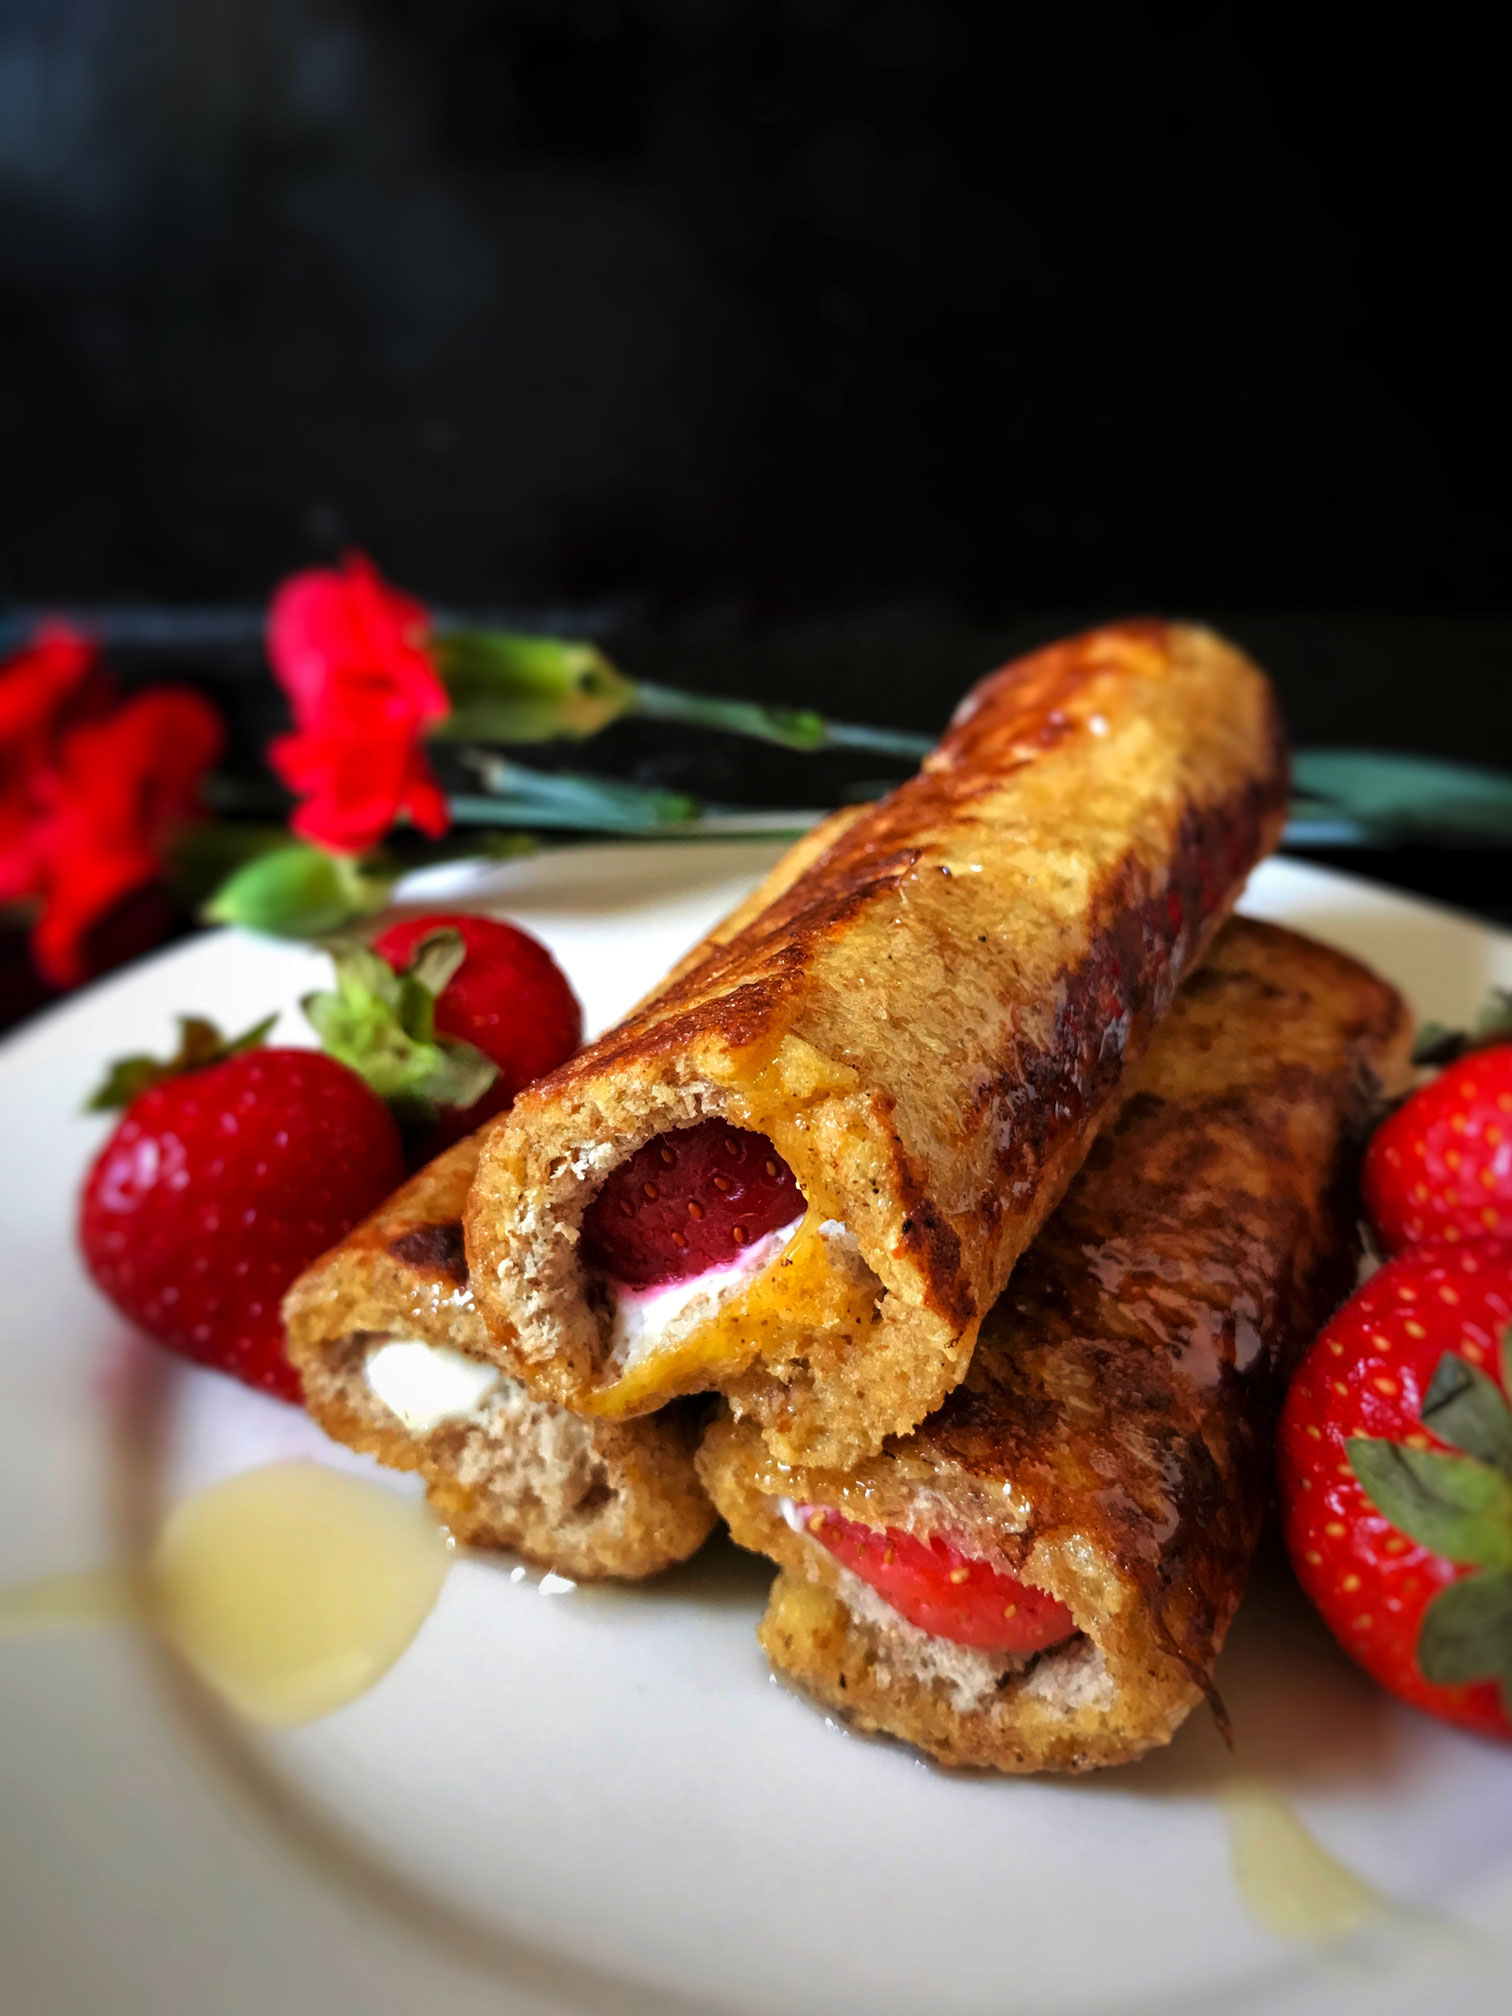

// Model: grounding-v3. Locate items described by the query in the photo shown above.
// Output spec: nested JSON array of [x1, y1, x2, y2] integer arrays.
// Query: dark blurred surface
[[3, 2, 1511, 1013], [2, 6, 1509, 619]]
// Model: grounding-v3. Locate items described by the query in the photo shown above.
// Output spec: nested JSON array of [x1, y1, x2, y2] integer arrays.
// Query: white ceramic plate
[[3, 842, 1512, 2016]]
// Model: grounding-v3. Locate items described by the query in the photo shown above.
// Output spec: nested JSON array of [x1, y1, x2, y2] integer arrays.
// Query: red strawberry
[[1363, 1043, 1512, 1252], [580, 1121, 804, 1288], [798, 1505, 1076, 1655], [1278, 1240, 1512, 1742], [373, 913, 581, 1107], [81, 1043, 405, 1402], [307, 913, 581, 1158]]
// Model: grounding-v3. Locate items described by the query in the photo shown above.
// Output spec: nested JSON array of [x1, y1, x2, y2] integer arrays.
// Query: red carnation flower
[[25, 689, 223, 986], [267, 553, 451, 854], [1, 624, 99, 903]]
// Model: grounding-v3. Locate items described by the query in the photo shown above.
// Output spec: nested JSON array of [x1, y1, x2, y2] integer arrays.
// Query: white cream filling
[[837, 1567, 1028, 1710], [364, 1338, 503, 1434], [606, 1213, 811, 1370]]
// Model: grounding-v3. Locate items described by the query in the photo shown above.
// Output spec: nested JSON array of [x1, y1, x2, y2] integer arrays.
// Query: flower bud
[[433, 631, 638, 744], [204, 844, 393, 940]]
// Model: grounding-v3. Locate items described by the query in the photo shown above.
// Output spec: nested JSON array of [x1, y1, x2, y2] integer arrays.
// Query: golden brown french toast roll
[[466, 621, 1289, 1468], [699, 920, 1412, 1771], [282, 1138, 715, 1579]]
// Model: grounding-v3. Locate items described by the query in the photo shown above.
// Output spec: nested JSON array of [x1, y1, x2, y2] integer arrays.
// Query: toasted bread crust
[[700, 920, 1413, 1770], [467, 622, 1288, 1466], [282, 1140, 715, 1579]]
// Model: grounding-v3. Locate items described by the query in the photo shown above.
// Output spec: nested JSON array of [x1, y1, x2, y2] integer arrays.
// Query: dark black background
[[3, 5, 1506, 613], [2, 6, 1509, 812]]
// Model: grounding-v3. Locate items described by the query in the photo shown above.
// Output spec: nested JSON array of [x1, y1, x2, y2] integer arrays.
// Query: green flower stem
[[1290, 751, 1512, 845], [455, 750, 703, 829], [1282, 816, 1372, 847], [445, 796, 817, 842], [629, 681, 933, 759], [429, 624, 932, 760]]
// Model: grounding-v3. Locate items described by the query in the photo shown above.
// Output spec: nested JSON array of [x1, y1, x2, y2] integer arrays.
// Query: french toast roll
[[699, 920, 1412, 1771], [283, 1138, 715, 1579], [466, 621, 1289, 1468]]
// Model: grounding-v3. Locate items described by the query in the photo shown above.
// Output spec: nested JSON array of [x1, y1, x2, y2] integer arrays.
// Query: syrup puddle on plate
[[0, 1567, 136, 1630], [1221, 1782, 1488, 1980], [0, 1459, 452, 1725], [1221, 1783, 1385, 1946]]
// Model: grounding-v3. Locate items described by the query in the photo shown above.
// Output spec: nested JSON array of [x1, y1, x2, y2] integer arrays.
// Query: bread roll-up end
[[283, 1140, 715, 1580]]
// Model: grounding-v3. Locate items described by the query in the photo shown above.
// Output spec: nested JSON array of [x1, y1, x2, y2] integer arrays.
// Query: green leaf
[[1347, 1437, 1512, 1568], [1422, 1353, 1512, 1477], [301, 939, 498, 1126], [1417, 1570, 1512, 1699], [204, 844, 395, 940], [1291, 750, 1512, 845], [1412, 1021, 1465, 1067], [1464, 991, 1512, 1048], [84, 1012, 278, 1112], [405, 928, 468, 1003], [456, 751, 703, 829], [1408, 990, 1512, 1068], [1503, 1324, 1512, 1404]]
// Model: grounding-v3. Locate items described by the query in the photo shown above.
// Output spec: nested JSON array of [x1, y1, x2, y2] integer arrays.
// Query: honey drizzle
[[0, 1460, 452, 1726]]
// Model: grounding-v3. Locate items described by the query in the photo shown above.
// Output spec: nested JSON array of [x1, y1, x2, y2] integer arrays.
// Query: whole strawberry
[[1278, 1239, 1512, 1741], [581, 1120, 804, 1288], [80, 1027, 405, 1401], [1364, 1043, 1512, 1251], [308, 914, 582, 1157]]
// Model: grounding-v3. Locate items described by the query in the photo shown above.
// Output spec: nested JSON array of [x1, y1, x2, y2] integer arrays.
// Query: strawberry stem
[[1417, 1568, 1512, 1706], [301, 932, 497, 1128], [1346, 1436, 1512, 1569], [1421, 1350, 1512, 1476], [85, 1012, 279, 1112]]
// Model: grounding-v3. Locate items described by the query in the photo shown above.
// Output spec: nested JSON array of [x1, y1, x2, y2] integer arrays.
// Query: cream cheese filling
[[364, 1338, 503, 1434], [606, 1214, 808, 1371]]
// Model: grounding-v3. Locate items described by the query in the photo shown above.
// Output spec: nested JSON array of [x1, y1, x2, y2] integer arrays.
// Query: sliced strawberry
[[798, 1505, 1077, 1655], [580, 1120, 804, 1288]]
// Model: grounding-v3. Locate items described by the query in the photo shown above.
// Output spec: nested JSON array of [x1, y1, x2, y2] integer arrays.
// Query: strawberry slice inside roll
[[795, 1506, 1075, 1655], [582, 1122, 804, 1288]]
